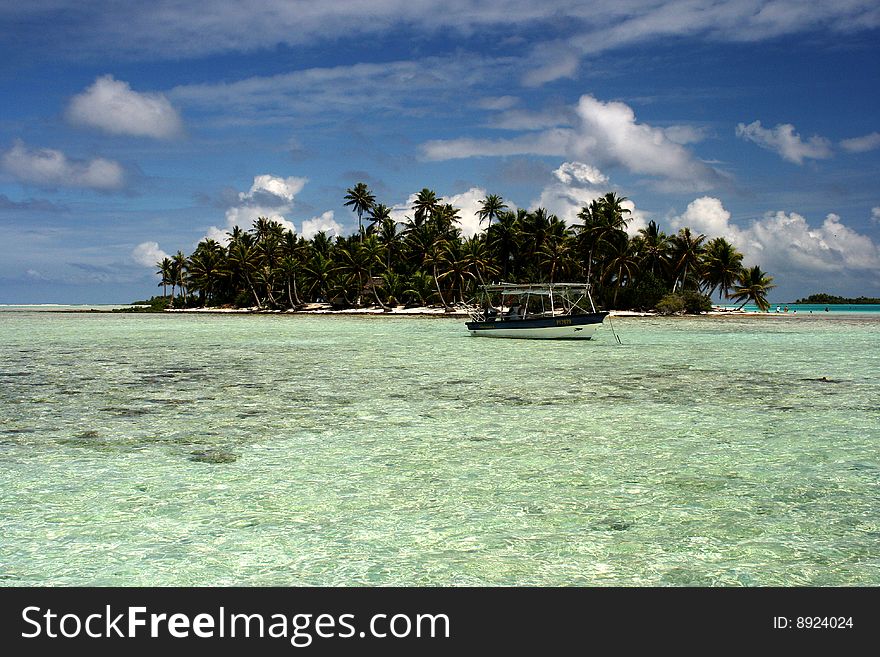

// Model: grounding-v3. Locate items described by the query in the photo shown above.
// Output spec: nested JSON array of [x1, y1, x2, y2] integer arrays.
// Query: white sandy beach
[[162, 304, 767, 317]]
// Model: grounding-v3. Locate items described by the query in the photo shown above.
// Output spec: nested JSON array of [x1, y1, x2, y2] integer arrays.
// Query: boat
[[462, 282, 609, 339]]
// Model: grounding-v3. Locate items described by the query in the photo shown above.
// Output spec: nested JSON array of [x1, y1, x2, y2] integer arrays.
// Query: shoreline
[[149, 304, 768, 318], [11, 307, 804, 318], [8, 304, 867, 318]]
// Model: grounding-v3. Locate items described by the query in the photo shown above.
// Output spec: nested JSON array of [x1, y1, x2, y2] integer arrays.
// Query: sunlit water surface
[[1, 311, 878, 586]]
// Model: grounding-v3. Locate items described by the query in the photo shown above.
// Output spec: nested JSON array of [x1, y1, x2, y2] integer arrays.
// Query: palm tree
[[537, 216, 573, 283], [433, 203, 461, 240], [520, 208, 552, 276], [187, 240, 225, 306], [598, 192, 631, 226], [367, 203, 391, 236], [310, 230, 333, 259], [404, 270, 437, 306], [486, 210, 521, 280], [600, 233, 640, 307], [379, 271, 407, 306], [304, 251, 336, 303], [227, 239, 262, 308], [156, 257, 173, 298], [172, 251, 189, 305], [279, 254, 302, 308], [576, 193, 631, 289], [477, 194, 508, 230], [412, 188, 439, 227], [361, 234, 389, 309], [253, 216, 282, 244], [701, 237, 744, 300], [670, 227, 706, 292], [401, 220, 434, 274], [343, 182, 375, 241], [461, 235, 497, 286], [436, 240, 474, 304], [729, 265, 776, 311], [637, 220, 671, 278], [227, 225, 245, 244], [335, 238, 370, 306], [280, 230, 306, 308], [253, 219, 285, 307], [423, 233, 451, 309], [377, 216, 400, 272]]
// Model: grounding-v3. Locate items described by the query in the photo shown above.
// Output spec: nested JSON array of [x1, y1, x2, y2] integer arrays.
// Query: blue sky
[[1, 0, 879, 303]]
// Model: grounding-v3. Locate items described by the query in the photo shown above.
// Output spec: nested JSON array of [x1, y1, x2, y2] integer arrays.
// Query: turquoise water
[[1, 311, 878, 586], [0, 304, 133, 311], [723, 303, 880, 314]]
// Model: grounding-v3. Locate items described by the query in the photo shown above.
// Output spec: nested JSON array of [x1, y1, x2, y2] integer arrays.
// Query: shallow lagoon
[[1, 311, 878, 585]]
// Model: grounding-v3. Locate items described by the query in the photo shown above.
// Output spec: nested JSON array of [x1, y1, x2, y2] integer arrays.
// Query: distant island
[[793, 293, 880, 304]]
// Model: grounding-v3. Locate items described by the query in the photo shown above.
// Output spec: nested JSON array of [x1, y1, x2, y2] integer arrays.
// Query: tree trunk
[[586, 248, 594, 286], [245, 275, 262, 308], [367, 267, 388, 310], [432, 264, 449, 309], [292, 276, 302, 306]]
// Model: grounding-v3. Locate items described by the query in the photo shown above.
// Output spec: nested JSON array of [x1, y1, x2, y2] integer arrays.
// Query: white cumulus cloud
[[533, 161, 647, 235], [669, 196, 737, 242], [1, 140, 124, 190], [840, 131, 880, 153], [422, 94, 719, 189], [735, 120, 833, 164], [670, 197, 880, 277], [203, 173, 306, 243], [441, 187, 488, 238], [553, 161, 608, 186], [301, 211, 342, 240], [239, 174, 307, 204], [132, 241, 170, 268], [67, 75, 183, 139]]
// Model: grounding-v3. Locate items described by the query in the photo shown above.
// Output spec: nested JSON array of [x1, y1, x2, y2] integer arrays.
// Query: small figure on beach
[[824, 307, 829, 312], [784, 305, 789, 312], [775, 306, 781, 313]]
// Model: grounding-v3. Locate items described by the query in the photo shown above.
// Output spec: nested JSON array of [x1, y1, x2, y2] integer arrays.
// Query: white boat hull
[[468, 323, 601, 339]]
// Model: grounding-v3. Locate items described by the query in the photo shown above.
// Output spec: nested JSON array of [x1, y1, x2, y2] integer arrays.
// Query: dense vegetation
[[793, 293, 880, 305], [113, 296, 171, 312], [152, 184, 776, 313]]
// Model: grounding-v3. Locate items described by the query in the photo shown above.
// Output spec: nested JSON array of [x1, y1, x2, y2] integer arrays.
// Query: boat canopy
[[461, 281, 599, 318], [478, 282, 592, 296]]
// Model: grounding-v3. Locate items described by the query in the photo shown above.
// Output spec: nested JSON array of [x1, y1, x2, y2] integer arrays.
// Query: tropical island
[[793, 293, 880, 305], [141, 183, 776, 315]]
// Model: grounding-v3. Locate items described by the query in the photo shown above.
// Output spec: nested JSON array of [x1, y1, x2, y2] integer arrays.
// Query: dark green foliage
[[729, 265, 775, 312], [656, 293, 686, 315], [794, 293, 880, 304], [116, 296, 171, 312], [681, 290, 712, 313], [655, 291, 711, 315], [233, 291, 254, 308], [617, 271, 669, 310]]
